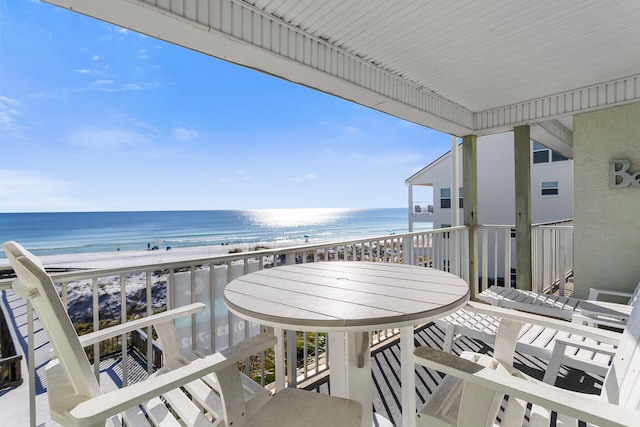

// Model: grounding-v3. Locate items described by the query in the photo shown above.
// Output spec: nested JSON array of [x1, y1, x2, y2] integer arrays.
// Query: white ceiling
[[43, 0, 640, 157]]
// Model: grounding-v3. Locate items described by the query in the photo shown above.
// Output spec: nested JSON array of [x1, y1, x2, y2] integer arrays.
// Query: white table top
[[224, 261, 469, 332]]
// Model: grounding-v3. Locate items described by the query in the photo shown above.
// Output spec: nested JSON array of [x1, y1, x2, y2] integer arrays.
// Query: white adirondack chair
[[415, 301, 640, 426], [3, 241, 362, 427], [437, 307, 620, 384]]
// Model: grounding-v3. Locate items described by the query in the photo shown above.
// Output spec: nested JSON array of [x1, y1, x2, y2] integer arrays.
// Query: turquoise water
[[0, 208, 432, 257]]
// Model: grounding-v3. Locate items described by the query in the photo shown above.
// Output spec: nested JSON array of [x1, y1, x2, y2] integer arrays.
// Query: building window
[[533, 142, 550, 163], [551, 151, 569, 162], [533, 141, 569, 163], [440, 188, 451, 208], [541, 181, 559, 196], [440, 187, 463, 209]]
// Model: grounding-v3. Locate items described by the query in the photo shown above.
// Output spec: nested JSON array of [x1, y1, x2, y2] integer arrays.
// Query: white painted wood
[[438, 301, 620, 383], [4, 241, 363, 427], [346, 332, 372, 427], [400, 326, 416, 427], [480, 284, 635, 330], [225, 261, 469, 427], [274, 328, 286, 392], [328, 332, 348, 398], [414, 299, 640, 426]]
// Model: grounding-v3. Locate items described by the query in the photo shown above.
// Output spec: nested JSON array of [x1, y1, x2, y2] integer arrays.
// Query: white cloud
[[291, 173, 319, 182], [0, 96, 24, 136], [0, 170, 87, 212], [74, 69, 91, 74], [366, 152, 423, 166], [171, 127, 199, 141], [66, 127, 150, 150], [343, 125, 361, 134]]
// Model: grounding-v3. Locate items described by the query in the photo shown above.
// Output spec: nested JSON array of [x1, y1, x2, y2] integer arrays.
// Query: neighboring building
[[406, 132, 573, 231]]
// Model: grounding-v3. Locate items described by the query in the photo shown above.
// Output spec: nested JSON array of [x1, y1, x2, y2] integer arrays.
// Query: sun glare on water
[[244, 208, 355, 228]]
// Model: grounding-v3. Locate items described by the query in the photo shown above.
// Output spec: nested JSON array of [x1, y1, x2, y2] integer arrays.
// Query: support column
[[514, 125, 532, 290], [462, 135, 478, 300], [408, 184, 414, 232], [451, 136, 460, 226]]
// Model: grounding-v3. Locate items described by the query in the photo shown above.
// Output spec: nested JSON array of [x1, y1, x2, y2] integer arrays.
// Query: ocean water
[[0, 208, 432, 258]]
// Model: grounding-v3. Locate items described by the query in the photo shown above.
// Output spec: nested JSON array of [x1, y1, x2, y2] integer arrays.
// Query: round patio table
[[224, 261, 469, 427]]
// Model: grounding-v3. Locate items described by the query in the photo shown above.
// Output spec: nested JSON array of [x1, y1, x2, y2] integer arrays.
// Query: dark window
[[541, 181, 559, 196], [533, 142, 550, 164], [551, 151, 569, 162], [440, 188, 451, 209]]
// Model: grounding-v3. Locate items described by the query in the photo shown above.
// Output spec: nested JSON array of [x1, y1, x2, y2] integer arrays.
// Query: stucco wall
[[573, 102, 640, 298]]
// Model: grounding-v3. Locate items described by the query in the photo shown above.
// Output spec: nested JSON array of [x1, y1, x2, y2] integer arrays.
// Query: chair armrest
[[553, 335, 618, 357], [572, 313, 626, 331], [413, 346, 636, 426], [68, 333, 276, 427], [465, 301, 621, 345], [588, 288, 633, 302], [78, 303, 205, 347]]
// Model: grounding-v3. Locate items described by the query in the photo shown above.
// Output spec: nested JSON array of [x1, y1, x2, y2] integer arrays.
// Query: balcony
[[0, 223, 577, 426]]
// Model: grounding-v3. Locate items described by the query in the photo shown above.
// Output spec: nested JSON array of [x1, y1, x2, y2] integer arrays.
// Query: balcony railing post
[[463, 134, 479, 300], [286, 330, 297, 388]]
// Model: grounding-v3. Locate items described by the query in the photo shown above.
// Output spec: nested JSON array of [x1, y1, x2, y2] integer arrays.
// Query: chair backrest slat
[[3, 241, 101, 399]]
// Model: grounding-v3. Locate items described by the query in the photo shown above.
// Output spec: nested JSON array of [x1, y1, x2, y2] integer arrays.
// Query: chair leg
[[442, 324, 456, 353], [543, 341, 567, 384]]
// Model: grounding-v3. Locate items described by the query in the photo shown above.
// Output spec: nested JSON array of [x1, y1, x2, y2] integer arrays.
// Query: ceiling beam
[[530, 120, 573, 158]]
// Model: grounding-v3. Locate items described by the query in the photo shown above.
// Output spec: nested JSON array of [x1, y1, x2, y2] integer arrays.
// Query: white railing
[[475, 220, 574, 296], [1, 228, 462, 426], [532, 220, 574, 294], [477, 225, 515, 293], [0, 222, 575, 426]]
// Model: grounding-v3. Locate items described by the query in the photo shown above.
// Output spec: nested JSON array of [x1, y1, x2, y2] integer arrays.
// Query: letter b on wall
[[610, 159, 640, 188]]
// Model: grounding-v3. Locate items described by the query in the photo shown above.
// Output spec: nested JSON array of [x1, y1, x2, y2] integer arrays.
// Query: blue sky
[[0, 1, 452, 212]]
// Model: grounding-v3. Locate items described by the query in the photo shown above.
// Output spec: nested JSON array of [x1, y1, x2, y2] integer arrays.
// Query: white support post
[[275, 328, 286, 391], [452, 135, 460, 227], [400, 326, 416, 427], [408, 184, 414, 232], [451, 135, 460, 275]]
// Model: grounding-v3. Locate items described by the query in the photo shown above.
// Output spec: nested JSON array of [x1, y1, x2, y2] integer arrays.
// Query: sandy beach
[[0, 237, 331, 270]]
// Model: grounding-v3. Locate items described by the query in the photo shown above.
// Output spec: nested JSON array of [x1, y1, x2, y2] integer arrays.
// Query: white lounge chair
[[415, 301, 638, 426], [3, 241, 362, 427], [479, 283, 638, 326]]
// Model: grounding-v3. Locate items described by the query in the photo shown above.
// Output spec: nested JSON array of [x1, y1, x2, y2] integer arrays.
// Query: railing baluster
[[92, 277, 99, 382], [120, 273, 128, 386], [146, 271, 153, 375]]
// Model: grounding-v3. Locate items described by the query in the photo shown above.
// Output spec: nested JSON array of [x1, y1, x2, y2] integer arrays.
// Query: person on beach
[[147, 242, 150, 250]]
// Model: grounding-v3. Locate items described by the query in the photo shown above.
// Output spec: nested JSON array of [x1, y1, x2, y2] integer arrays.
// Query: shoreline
[[0, 236, 355, 270]]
